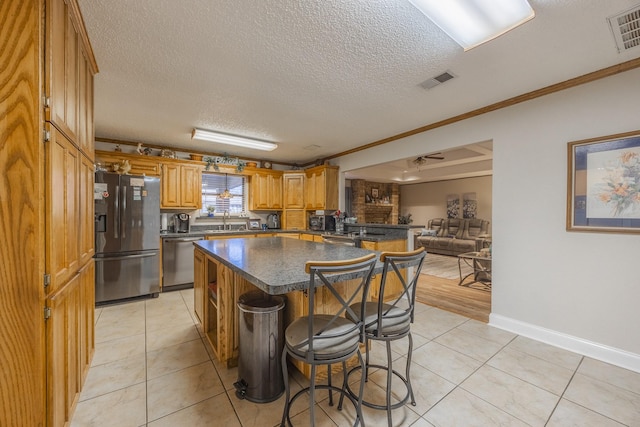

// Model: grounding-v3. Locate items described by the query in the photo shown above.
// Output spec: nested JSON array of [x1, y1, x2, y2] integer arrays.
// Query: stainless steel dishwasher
[[162, 235, 204, 291]]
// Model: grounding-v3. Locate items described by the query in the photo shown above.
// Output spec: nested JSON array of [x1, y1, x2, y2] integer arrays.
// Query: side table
[[458, 251, 491, 289]]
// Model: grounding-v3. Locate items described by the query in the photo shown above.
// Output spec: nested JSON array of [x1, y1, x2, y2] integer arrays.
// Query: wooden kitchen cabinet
[[46, 125, 80, 294], [361, 239, 408, 301], [283, 172, 305, 208], [46, 273, 81, 427], [305, 165, 339, 210], [79, 259, 95, 384], [161, 162, 202, 209], [250, 170, 283, 210], [198, 257, 237, 365], [79, 152, 95, 266], [5, 0, 96, 424], [95, 151, 161, 176], [283, 209, 306, 230], [46, 0, 79, 143]]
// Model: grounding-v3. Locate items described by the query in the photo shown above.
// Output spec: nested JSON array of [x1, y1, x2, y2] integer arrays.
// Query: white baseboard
[[489, 313, 640, 373]]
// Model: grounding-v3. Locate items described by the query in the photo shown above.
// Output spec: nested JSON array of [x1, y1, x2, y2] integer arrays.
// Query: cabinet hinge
[[43, 96, 50, 108], [43, 129, 50, 142], [44, 306, 51, 320], [44, 274, 51, 288]]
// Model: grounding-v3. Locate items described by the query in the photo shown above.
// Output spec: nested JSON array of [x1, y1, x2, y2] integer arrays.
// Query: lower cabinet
[[46, 259, 95, 427], [195, 254, 254, 367], [361, 239, 408, 301], [46, 273, 81, 427], [79, 260, 95, 384]]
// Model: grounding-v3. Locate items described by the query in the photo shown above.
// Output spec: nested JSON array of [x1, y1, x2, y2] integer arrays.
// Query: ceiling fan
[[412, 153, 444, 166]]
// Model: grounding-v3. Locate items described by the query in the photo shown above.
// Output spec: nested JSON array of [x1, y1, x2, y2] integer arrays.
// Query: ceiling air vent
[[419, 71, 455, 90], [608, 4, 640, 53]]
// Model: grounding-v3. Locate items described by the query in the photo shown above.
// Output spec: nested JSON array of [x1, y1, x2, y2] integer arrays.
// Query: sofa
[[416, 218, 490, 256]]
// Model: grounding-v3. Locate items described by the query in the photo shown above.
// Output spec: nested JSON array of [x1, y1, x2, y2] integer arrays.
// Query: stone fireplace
[[350, 179, 399, 224]]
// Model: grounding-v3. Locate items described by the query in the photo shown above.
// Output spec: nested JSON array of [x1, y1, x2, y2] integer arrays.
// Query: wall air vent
[[419, 71, 455, 90], [608, 4, 640, 53]]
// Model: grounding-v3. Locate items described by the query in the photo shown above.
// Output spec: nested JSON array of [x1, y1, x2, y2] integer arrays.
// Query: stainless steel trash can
[[234, 291, 286, 403]]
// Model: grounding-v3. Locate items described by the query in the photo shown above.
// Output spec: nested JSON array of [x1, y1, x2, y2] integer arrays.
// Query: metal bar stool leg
[[406, 333, 416, 406], [280, 349, 290, 427]]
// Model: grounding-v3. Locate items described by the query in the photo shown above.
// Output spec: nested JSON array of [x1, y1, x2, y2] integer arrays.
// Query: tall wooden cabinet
[[4, 1, 96, 424], [282, 172, 305, 229]]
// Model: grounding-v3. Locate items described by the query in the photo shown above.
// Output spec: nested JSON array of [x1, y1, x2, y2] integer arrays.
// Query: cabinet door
[[77, 42, 94, 159], [46, 0, 79, 142], [283, 210, 306, 230], [251, 173, 270, 210], [79, 260, 95, 384], [251, 171, 283, 210], [283, 173, 305, 208], [161, 163, 180, 207], [314, 170, 326, 209], [78, 153, 94, 265], [304, 172, 316, 209], [46, 273, 81, 427], [180, 164, 202, 208], [270, 173, 283, 209], [46, 126, 80, 294]]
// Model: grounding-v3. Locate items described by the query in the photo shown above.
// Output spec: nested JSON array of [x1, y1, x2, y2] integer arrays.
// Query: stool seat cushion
[[285, 314, 360, 360], [348, 302, 410, 335]]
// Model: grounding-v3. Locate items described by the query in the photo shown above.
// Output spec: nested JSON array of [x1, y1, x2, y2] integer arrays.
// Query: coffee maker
[[173, 213, 190, 233], [266, 212, 281, 229]]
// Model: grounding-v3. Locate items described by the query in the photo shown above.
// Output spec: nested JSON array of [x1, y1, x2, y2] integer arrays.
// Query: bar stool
[[345, 247, 426, 427], [280, 253, 377, 427]]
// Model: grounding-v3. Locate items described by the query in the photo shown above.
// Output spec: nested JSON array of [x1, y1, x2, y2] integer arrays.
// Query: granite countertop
[[194, 237, 385, 295]]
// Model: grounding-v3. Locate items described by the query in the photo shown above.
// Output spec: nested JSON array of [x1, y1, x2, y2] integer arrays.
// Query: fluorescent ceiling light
[[408, 0, 535, 50], [192, 128, 278, 151]]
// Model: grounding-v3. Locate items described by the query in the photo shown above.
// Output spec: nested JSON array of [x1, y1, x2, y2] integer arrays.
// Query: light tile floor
[[71, 289, 640, 426]]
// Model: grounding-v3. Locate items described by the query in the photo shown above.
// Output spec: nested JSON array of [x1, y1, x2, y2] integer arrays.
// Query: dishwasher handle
[[165, 237, 203, 243]]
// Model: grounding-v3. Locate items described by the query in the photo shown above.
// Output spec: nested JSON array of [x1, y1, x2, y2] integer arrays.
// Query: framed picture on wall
[[567, 130, 640, 233], [447, 194, 460, 218], [246, 219, 262, 230], [371, 188, 379, 199]]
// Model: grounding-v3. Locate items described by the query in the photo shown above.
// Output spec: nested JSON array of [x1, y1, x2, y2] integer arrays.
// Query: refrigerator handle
[[121, 185, 127, 239], [114, 185, 120, 239]]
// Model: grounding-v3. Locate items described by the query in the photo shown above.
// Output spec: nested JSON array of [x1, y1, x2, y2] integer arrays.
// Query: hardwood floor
[[416, 273, 491, 323]]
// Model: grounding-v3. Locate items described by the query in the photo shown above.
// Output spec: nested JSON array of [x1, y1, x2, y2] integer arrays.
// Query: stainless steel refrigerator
[[94, 171, 160, 304]]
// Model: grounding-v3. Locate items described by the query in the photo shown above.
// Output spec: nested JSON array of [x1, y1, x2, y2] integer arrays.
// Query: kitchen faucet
[[223, 210, 230, 230]]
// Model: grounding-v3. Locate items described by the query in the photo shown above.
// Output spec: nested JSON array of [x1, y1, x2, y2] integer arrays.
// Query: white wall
[[334, 67, 640, 372], [400, 176, 492, 227]]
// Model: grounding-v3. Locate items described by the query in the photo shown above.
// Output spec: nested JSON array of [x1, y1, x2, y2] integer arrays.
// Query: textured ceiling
[[78, 0, 640, 181]]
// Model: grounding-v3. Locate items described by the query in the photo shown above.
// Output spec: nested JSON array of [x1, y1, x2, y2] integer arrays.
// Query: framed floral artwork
[[567, 130, 640, 233]]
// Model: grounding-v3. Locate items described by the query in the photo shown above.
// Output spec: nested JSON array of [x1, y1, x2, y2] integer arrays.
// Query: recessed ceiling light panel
[[408, 0, 535, 50]]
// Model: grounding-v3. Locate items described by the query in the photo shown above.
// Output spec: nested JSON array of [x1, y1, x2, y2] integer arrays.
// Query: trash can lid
[[238, 291, 285, 312]]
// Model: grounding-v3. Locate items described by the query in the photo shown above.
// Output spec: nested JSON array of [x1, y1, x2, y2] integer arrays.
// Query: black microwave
[[308, 215, 336, 231]]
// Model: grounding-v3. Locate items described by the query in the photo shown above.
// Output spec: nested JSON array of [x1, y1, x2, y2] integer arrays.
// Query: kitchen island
[[193, 237, 385, 374]]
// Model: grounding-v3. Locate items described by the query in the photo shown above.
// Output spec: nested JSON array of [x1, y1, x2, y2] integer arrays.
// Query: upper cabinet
[[45, 0, 97, 161], [305, 165, 339, 211], [250, 170, 283, 210], [283, 172, 305, 209], [161, 163, 202, 209], [95, 151, 161, 176]]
